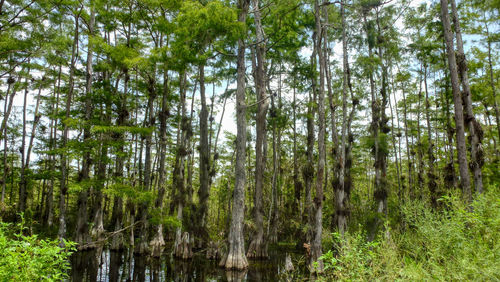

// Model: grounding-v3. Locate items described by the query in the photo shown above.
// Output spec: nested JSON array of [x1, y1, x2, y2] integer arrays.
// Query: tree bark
[[196, 63, 210, 247], [423, 64, 438, 208], [334, 0, 349, 236], [75, 5, 94, 249], [150, 67, 169, 257], [310, 0, 324, 273], [43, 65, 62, 227], [450, 0, 484, 194], [18, 70, 30, 214], [220, 0, 249, 270], [173, 71, 192, 259], [135, 75, 156, 254], [440, 0, 472, 202], [59, 12, 80, 246], [247, 0, 269, 259]]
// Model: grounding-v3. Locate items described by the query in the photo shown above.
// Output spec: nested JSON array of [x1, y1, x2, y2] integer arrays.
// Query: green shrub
[[319, 189, 500, 281], [0, 216, 76, 281]]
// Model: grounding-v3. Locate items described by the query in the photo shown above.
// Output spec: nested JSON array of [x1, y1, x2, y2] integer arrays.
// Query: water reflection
[[70, 246, 304, 281]]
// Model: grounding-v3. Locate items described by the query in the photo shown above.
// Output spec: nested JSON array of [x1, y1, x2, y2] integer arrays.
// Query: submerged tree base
[[246, 238, 268, 259], [174, 230, 193, 259]]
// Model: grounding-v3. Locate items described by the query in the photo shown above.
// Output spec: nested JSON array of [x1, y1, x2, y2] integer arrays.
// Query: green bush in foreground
[[319, 188, 500, 281], [0, 216, 76, 281]]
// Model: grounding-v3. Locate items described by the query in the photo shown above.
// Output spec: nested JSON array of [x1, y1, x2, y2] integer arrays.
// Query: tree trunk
[[110, 68, 129, 250], [135, 76, 156, 254], [334, 0, 349, 236], [58, 13, 80, 246], [247, 0, 269, 259], [44, 65, 62, 227], [484, 20, 500, 147], [0, 80, 13, 205], [75, 6, 94, 249], [18, 71, 30, 214], [310, 0, 324, 273], [450, 0, 484, 194], [423, 64, 438, 208], [220, 0, 249, 270], [173, 71, 192, 259], [150, 68, 169, 257], [375, 10, 389, 218], [196, 63, 210, 247], [440, 0, 472, 202], [24, 78, 43, 203]]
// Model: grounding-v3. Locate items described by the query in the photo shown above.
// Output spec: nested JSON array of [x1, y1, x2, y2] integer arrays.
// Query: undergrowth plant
[[319, 188, 500, 281], [0, 215, 76, 281]]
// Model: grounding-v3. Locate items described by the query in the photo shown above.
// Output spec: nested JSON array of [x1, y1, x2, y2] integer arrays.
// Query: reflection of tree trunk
[[440, 0, 472, 201], [109, 251, 123, 282], [220, 0, 249, 270]]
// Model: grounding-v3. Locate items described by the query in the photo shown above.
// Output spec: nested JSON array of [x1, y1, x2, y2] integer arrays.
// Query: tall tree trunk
[[310, 0, 324, 273], [0, 79, 13, 205], [110, 67, 129, 250], [268, 85, 278, 244], [292, 78, 301, 216], [450, 0, 484, 194], [18, 77, 43, 214], [423, 64, 438, 208], [135, 76, 156, 254], [400, 76, 413, 198], [59, 12, 80, 246], [304, 62, 316, 247], [375, 10, 389, 219], [441, 43, 458, 189], [247, 0, 269, 259], [173, 71, 192, 259], [335, 0, 349, 236], [416, 69, 424, 199], [18, 70, 30, 214], [44, 65, 62, 227], [196, 63, 210, 247], [484, 19, 500, 146], [75, 6, 94, 249], [220, 0, 249, 270], [440, 0, 472, 202], [388, 68, 402, 203], [150, 68, 169, 257], [0, 75, 19, 141]]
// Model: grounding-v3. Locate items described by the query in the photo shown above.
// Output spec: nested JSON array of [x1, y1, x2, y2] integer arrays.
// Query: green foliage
[[319, 189, 500, 281], [0, 216, 76, 281]]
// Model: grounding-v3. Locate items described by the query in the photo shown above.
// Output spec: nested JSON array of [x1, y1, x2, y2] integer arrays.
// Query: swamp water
[[69, 246, 307, 281]]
